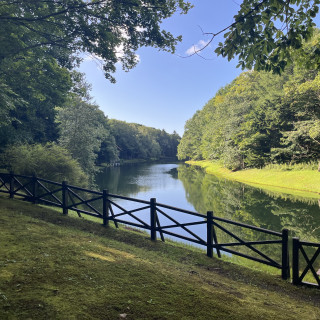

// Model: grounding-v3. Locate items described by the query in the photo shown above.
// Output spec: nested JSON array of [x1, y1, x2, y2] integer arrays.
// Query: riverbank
[[1, 197, 320, 319], [186, 160, 320, 199]]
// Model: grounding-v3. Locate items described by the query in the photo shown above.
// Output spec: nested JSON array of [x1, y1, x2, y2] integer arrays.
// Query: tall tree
[[272, 71, 320, 166], [55, 96, 106, 177], [177, 110, 205, 160], [0, 53, 72, 149]]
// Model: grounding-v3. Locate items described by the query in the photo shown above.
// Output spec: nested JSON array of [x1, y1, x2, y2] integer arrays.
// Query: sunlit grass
[[187, 160, 320, 199]]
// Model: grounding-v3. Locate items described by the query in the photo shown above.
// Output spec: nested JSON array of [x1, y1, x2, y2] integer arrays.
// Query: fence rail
[[0, 171, 302, 282], [292, 238, 320, 288]]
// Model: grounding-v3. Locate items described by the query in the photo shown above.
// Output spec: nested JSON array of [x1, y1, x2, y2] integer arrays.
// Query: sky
[[79, 0, 244, 136]]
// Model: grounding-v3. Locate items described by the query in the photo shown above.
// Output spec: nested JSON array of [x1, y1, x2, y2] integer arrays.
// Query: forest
[[0, 69, 180, 185], [0, 0, 184, 186], [178, 30, 320, 171]]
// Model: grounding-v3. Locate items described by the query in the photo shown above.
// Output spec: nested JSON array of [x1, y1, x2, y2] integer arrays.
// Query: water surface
[[95, 163, 320, 243]]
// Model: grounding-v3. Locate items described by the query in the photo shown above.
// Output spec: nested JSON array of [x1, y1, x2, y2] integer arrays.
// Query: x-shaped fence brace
[[0, 175, 9, 193], [8, 175, 33, 198], [155, 206, 207, 245], [293, 238, 320, 287], [67, 187, 103, 218], [108, 199, 150, 229], [35, 180, 63, 206], [210, 219, 282, 268]]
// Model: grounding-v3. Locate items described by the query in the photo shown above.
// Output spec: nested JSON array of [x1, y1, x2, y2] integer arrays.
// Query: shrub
[[263, 161, 318, 171], [0, 143, 88, 187]]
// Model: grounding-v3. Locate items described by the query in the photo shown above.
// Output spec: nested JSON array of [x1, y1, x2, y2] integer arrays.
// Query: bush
[[0, 143, 88, 187], [263, 161, 318, 171]]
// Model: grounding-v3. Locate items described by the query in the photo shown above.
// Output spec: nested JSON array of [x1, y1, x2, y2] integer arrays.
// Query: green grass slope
[[1, 197, 320, 319], [187, 160, 320, 199]]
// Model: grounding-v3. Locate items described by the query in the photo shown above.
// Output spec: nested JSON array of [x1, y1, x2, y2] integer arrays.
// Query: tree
[[195, 0, 320, 74], [271, 71, 320, 165], [177, 110, 205, 160], [55, 96, 106, 177], [178, 34, 320, 169], [0, 0, 191, 82], [0, 53, 72, 149]]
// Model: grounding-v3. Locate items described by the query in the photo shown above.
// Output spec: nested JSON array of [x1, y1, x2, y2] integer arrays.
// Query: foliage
[[0, 54, 72, 149], [0, 0, 188, 174], [214, 0, 320, 74], [177, 110, 205, 161], [0, 143, 88, 186], [56, 96, 108, 177], [109, 119, 180, 160], [179, 33, 320, 170], [0, 0, 192, 83], [271, 71, 320, 163], [264, 161, 318, 171]]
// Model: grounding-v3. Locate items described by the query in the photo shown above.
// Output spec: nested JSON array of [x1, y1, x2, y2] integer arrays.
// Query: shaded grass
[[186, 160, 320, 199], [1, 197, 320, 319]]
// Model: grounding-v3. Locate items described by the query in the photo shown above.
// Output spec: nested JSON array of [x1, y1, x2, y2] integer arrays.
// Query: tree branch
[[184, 0, 269, 58]]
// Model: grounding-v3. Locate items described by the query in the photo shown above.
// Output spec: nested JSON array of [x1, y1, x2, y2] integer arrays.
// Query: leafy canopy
[[0, 0, 192, 82], [204, 0, 320, 74]]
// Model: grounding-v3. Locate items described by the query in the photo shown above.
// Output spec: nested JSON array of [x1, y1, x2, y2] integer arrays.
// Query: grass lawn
[[186, 160, 320, 199], [1, 197, 320, 319]]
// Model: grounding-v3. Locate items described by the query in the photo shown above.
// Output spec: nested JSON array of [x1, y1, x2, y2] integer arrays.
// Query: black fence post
[[32, 175, 38, 204], [281, 228, 290, 280], [150, 198, 157, 241], [212, 212, 221, 258], [292, 237, 300, 285], [9, 171, 14, 199], [62, 181, 68, 215], [103, 189, 109, 227], [207, 211, 213, 258]]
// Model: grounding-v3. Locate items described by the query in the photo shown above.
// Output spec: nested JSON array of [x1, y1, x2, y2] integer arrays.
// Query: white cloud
[[185, 40, 210, 55]]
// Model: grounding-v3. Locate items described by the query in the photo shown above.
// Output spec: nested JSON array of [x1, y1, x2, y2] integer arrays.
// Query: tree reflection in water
[[178, 165, 320, 243]]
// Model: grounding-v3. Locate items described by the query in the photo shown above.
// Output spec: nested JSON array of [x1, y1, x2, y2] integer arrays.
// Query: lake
[[95, 162, 320, 244]]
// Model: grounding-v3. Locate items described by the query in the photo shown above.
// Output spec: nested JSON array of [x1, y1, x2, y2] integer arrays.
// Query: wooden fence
[[292, 238, 320, 288], [0, 171, 307, 283]]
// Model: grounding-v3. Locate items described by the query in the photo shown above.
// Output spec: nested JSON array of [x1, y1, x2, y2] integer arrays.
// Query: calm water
[[95, 163, 320, 244]]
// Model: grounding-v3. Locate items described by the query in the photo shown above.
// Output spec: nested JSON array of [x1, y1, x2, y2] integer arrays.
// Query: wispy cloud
[[185, 40, 210, 55]]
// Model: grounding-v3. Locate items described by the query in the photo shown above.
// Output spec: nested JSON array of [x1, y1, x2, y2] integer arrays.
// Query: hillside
[[178, 34, 320, 173], [1, 197, 320, 319]]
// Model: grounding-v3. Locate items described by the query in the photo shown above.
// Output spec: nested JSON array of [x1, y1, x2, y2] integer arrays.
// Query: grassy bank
[[1, 197, 320, 319], [186, 160, 320, 199]]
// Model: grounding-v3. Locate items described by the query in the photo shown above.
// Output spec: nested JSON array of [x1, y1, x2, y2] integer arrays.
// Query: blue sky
[[79, 1, 243, 136]]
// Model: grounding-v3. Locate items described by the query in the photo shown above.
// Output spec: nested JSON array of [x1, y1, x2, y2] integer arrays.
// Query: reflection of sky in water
[[96, 163, 202, 247], [97, 163, 196, 210]]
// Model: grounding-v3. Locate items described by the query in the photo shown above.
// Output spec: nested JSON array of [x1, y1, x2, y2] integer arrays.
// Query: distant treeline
[[178, 31, 320, 170], [107, 120, 180, 162]]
